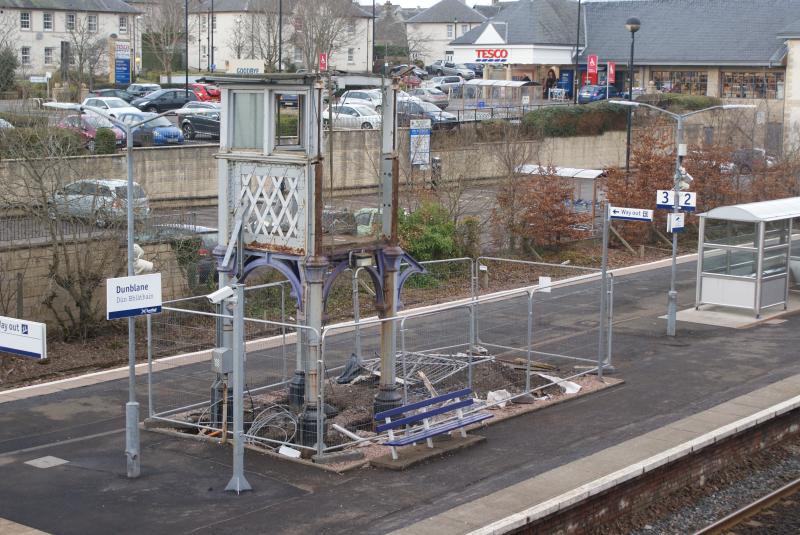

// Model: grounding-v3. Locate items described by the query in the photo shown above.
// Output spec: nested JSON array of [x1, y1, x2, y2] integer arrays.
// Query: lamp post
[[210, 0, 214, 71], [609, 100, 755, 336], [278, 0, 283, 72], [573, 0, 581, 104], [185, 0, 189, 96], [624, 17, 640, 173], [372, 0, 375, 73]]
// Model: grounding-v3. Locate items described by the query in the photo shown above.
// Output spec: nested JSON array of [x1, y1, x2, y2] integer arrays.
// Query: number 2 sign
[[656, 190, 697, 212]]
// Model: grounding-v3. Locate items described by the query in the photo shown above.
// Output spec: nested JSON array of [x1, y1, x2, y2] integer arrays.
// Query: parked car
[[279, 94, 299, 107], [56, 114, 125, 152], [408, 87, 449, 109], [140, 224, 218, 284], [117, 112, 185, 146], [427, 76, 465, 96], [0, 118, 14, 129], [48, 179, 150, 226], [578, 85, 620, 104], [322, 104, 382, 130], [463, 62, 484, 78], [732, 148, 778, 174], [339, 89, 383, 111], [131, 88, 198, 113], [396, 99, 458, 130], [390, 64, 427, 79], [401, 74, 422, 88], [427, 60, 474, 79], [126, 83, 161, 98], [179, 109, 220, 139], [190, 82, 220, 102], [181, 101, 221, 111], [81, 96, 141, 118], [87, 88, 136, 103]]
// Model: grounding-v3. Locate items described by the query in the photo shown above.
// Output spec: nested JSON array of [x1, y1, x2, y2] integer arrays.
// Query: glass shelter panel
[[232, 91, 265, 150], [704, 219, 759, 247], [764, 219, 790, 248], [703, 247, 758, 278]]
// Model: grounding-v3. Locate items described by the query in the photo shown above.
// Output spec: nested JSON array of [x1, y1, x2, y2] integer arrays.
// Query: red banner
[[587, 55, 598, 75], [319, 53, 328, 72], [607, 62, 616, 84]]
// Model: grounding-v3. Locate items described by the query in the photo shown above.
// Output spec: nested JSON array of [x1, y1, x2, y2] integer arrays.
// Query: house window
[[43, 13, 54, 31], [20, 12, 30, 30], [721, 71, 785, 100], [21, 47, 30, 65], [212, 15, 217, 31], [69, 51, 76, 66], [66, 13, 76, 31], [119, 16, 128, 33], [88, 15, 98, 32], [446, 24, 453, 38], [294, 46, 302, 63], [348, 20, 355, 35], [461, 24, 468, 35], [201, 45, 207, 56], [347, 48, 354, 63], [44, 47, 55, 65], [651, 71, 708, 95], [201, 16, 207, 32]]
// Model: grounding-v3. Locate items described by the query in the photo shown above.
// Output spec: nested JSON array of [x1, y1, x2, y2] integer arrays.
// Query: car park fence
[[146, 258, 614, 458]]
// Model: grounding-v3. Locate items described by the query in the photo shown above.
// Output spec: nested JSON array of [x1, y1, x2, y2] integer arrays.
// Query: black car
[[180, 109, 220, 139], [87, 88, 136, 102], [463, 63, 484, 78], [396, 99, 459, 130], [132, 88, 197, 113], [126, 83, 161, 97]]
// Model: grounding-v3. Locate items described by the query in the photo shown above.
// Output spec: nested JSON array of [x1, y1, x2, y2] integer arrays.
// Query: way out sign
[[0, 315, 46, 360], [106, 273, 162, 320], [609, 205, 653, 222], [656, 190, 697, 211]]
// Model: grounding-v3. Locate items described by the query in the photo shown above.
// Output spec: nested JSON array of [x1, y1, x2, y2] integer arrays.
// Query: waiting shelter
[[696, 197, 800, 317]]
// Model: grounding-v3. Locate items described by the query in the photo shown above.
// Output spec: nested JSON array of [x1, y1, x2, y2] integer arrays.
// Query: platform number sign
[[656, 190, 697, 211]]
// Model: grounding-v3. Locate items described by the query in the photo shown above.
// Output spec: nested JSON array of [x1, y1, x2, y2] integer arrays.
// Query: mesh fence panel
[[402, 258, 474, 309], [476, 257, 599, 296]]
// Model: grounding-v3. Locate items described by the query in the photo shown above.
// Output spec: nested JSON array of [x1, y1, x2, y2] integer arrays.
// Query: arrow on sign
[[609, 206, 654, 222]]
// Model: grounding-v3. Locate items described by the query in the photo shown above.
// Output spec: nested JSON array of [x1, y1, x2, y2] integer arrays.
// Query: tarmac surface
[[1, 261, 800, 534]]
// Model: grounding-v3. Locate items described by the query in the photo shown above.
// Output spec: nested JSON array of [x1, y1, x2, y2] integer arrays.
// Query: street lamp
[[185, 0, 189, 96], [609, 100, 755, 336], [573, 0, 582, 104], [624, 17, 640, 173]]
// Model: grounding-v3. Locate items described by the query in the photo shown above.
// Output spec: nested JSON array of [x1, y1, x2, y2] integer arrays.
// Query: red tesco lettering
[[475, 49, 509, 59]]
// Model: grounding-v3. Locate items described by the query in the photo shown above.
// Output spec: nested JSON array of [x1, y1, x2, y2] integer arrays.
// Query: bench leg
[[456, 408, 467, 439], [391, 446, 398, 461], [423, 418, 434, 449], [387, 424, 399, 461]]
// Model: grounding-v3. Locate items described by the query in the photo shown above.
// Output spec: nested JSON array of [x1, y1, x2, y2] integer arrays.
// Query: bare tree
[[292, 0, 356, 71], [68, 16, 107, 91], [247, 0, 283, 69], [0, 10, 16, 50], [143, 0, 191, 77], [226, 15, 248, 60]]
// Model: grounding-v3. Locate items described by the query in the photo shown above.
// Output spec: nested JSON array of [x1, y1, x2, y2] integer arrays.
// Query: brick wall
[[514, 408, 800, 534]]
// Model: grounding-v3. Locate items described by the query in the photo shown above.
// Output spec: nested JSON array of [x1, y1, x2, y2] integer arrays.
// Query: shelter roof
[[701, 197, 800, 222]]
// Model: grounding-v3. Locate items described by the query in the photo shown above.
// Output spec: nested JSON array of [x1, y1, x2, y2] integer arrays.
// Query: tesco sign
[[475, 48, 509, 63]]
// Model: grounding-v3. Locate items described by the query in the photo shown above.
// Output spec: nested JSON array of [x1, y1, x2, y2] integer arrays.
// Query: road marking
[[24, 456, 69, 469], [0, 428, 123, 458]]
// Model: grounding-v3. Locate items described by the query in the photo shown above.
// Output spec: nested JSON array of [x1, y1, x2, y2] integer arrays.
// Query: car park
[[390, 64, 427, 79], [463, 63, 484, 78], [396, 99, 458, 130], [56, 114, 125, 152], [179, 108, 220, 139], [190, 82, 220, 102], [126, 83, 161, 98], [322, 104, 382, 129], [117, 112, 185, 146], [408, 87, 449, 109], [48, 178, 150, 226], [132, 88, 198, 113], [81, 96, 141, 118], [339, 89, 383, 111], [426, 76, 465, 96], [732, 148, 778, 173], [86, 88, 136, 103]]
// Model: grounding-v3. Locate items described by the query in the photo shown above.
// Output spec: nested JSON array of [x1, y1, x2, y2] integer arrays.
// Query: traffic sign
[[0, 315, 46, 360], [609, 205, 653, 222], [106, 273, 162, 320], [667, 212, 686, 233], [656, 190, 697, 211]]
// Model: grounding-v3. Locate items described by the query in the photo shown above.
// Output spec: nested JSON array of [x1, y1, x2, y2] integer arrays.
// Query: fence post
[[16, 272, 23, 318], [225, 283, 251, 494], [526, 290, 533, 394], [606, 274, 615, 371], [147, 314, 153, 418], [280, 283, 287, 382], [353, 268, 362, 362], [316, 340, 325, 456], [400, 317, 408, 405], [467, 305, 474, 391]]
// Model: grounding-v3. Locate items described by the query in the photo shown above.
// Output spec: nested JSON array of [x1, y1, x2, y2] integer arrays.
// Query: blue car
[[117, 112, 185, 146], [578, 85, 620, 104]]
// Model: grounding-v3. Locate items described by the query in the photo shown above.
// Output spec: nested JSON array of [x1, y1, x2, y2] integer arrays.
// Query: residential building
[[0, 0, 140, 78], [188, 0, 373, 73], [405, 0, 486, 65]]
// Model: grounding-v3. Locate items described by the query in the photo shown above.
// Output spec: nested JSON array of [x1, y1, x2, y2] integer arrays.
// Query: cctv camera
[[207, 285, 235, 304]]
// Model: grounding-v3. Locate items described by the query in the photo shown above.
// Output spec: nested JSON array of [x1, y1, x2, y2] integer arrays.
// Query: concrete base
[[371, 434, 486, 471], [666, 295, 800, 329], [312, 450, 364, 465]]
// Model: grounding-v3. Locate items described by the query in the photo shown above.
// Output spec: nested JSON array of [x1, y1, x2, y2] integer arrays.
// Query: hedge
[[521, 102, 628, 138]]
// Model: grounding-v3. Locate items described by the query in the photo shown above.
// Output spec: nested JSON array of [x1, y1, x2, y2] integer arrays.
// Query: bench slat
[[376, 398, 474, 433], [384, 412, 493, 446], [375, 388, 472, 421]]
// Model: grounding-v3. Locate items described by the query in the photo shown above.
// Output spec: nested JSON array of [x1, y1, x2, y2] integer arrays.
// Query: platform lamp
[[624, 17, 640, 173]]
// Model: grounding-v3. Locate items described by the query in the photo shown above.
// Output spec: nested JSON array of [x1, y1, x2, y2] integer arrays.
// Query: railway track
[[694, 476, 800, 535]]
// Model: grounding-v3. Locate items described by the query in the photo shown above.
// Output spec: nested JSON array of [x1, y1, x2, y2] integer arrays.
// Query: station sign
[[609, 205, 653, 222], [475, 48, 509, 63], [0, 315, 46, 360], [667, 212, 686, 233], [656, 190, 697, 211], [409, 119, 431, 167], [114, 42, 131, 85], [106, 273, 162, 320]]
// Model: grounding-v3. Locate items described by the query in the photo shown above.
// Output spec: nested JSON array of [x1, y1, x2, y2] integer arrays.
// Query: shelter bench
[[375, 388, 492, 460]]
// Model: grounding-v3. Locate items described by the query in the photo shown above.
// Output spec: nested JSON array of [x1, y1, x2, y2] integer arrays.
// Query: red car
[[191, 83, 220, 102], [56, 114, 125, 152]]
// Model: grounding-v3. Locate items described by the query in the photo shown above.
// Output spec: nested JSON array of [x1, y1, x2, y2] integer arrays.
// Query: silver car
[[49, 179, 150, 226], [339, 90, 383, 111], [322, 104, 382, 130]]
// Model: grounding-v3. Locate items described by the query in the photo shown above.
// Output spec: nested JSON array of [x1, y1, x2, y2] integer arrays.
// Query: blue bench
[[375, 388, 493, 461]]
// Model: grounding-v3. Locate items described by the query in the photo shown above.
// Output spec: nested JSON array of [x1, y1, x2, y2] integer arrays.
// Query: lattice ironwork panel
[[234, 161, 307, 255]]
